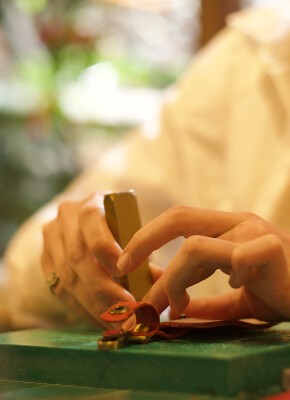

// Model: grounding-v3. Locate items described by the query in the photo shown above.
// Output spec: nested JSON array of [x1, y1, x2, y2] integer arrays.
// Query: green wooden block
[[0, 324, 290, 397]]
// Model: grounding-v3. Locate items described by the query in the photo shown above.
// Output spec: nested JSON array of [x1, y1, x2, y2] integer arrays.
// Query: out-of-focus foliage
[[0, 116, 78, 255], [15, 0, 48, 15]]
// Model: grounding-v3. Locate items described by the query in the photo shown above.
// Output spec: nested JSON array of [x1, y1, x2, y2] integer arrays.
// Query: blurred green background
[[0, 0, 198, 256]]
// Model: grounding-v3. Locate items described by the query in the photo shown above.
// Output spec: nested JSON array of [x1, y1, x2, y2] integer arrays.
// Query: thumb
[[169, 289, 251, 320]]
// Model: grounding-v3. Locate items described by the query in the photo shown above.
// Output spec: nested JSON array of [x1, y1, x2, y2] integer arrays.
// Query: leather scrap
[[100, 301, 275, 343]]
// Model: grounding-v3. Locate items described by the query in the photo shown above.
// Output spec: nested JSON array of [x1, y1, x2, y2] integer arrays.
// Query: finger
[[139, 264, 164, 311], [149, 263, 164, 282], [57, 200, 86, 263], [230, 234, 287, 287], [43, 224, 105, 324], [79, 196, 123, 277], [145, 236, 236, 314], [43, 220, 86, 311], [163, 236, 237, 313], [42, 247, 102, 324], [41, 248, 105, 327], [72, 252, 135, 316], [42, 227, 76, 296], [42, 250, 122, 328], [142, 280, 169, 314], [144, 264, 211, 314], [230, 234, 290, 318], [169, 290, 251, 320], [42, 219, 66, 270], [56, 265, 114, 325], [118, 207, 248, 273], [218, 215, 267, 243], [41, 246, 55, 278], [55, 285, 107, 328]]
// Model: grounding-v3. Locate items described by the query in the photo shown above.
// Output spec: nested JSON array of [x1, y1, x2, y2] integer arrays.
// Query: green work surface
[[0, 380, 282, 400], [0, 324, 290, 397], [0, 380, 195, 400]]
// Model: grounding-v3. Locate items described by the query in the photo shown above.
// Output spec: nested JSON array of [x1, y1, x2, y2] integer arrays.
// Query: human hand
[[117, 206, 290, 322], [42, 193, 162, 328]]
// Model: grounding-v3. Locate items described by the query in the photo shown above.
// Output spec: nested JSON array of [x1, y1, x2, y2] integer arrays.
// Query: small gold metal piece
[[46, 271, 60, 292], [109, 305, 130, 315], [129, 323, 151, 344], [98, 339, 119, 351], [133, 323, 150, 333], [98, 324, 152, 350], [179, 314, 186, 319], [129, 335, 150, 344], [98, 331, 130, 350]]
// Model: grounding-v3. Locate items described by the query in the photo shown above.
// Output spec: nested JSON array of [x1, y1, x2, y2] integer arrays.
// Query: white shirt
[[4, 6, 290, 329]]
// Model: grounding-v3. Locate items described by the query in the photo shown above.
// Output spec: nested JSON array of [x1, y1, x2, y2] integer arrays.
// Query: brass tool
[[97, 323, 151, 350], [104, 190, 153, 301]]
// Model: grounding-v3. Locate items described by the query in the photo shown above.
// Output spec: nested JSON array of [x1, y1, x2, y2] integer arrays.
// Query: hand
[[117, 206, 290, 322], [42, 193, 163, 328]]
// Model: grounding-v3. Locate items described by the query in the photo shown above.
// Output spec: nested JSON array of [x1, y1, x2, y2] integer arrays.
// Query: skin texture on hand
[[41, 193, 136, 328], [117, 206, 290, 322]]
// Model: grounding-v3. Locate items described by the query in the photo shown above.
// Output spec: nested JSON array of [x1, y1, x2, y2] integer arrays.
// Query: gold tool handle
[[104, 190, 153, 301]]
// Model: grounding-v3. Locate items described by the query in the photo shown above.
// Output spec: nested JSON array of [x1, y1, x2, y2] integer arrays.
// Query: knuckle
[[163, 206, 197, 237], [67, 233, 85, 263], [79, 204, 97, 225], [242, 213, 268, 233], [42, 221, 54, 239], [250, 219, 269, 236], [57, 202, 69, 217], [91, 281, 105, 298], [231, 247, 245, 267], [264, 233, 283, 253], [67, 245, 84, 263], [59, 267, 76, 287], [183, 235, 207, 256], [236, 213, 271, 238], [164, 205, 189, 220], [240, 211, 257, 220], [58, 201, 75, 219]]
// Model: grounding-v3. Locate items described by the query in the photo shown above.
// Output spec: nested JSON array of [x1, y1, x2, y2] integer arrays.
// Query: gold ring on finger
[[46, 271, 60, 292]]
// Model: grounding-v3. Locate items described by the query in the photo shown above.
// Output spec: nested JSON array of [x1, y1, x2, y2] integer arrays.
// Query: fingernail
[[117, 252, 131, 271]]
